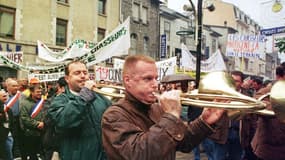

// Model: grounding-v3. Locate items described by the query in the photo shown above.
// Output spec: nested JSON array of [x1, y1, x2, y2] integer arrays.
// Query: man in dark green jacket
[[48, 60, 111, 160], [19, 84, 45, 160]]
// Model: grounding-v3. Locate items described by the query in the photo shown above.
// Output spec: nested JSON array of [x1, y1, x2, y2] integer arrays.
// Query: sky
[[167, 0, 285, 28]]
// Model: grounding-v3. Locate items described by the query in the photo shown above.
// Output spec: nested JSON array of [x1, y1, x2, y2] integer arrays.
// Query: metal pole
[[195, 0, 202, 88]]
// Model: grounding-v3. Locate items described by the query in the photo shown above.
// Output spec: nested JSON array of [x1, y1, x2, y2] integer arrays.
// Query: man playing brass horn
[[250, 65, 285, 160], [102, 54, 225, 160]]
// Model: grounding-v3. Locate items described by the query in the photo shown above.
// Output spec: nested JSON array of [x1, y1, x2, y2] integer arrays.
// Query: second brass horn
[[181, 71, 266, 111]]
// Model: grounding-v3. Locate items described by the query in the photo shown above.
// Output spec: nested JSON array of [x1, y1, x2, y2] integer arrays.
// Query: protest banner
[[225, 34, 266, 58], [113, 57, 177, 81], [180, 44, 227, 72]]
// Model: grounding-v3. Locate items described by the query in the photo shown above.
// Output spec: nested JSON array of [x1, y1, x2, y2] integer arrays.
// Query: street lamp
[[184, 0, 215, 88]]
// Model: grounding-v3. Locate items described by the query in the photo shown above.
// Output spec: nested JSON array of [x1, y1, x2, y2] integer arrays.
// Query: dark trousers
[[21, 135, 43, 160], [12, 117, 26, 158], [241, 146, 258, 160], [0, 127, 9, 160]]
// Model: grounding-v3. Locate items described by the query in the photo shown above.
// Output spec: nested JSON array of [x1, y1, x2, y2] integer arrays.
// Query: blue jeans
[[203, 138, 227, 160], [192, 145, 200, 160], [5, 134, 14, 160]]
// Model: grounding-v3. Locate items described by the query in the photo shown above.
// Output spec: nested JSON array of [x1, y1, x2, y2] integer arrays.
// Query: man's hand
[[157, 90, 182, 118], [200, 108, 225, 125], [37, 122, 44, 129], [84, 80, 96, 90]]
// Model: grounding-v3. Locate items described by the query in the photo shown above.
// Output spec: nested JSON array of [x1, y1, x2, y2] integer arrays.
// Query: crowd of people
[[0, 55, 284, 160]]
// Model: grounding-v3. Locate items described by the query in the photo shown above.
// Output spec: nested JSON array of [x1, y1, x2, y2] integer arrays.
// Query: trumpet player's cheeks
[[125, 61, 158, 104]]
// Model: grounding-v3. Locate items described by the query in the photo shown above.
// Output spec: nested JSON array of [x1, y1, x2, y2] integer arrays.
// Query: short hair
[[64, 60, 86, 76], [29, 84, 42, 92], [276, 65, 285, 77], [263, 80, 272, 87], [280, 62, 285, 69], [123, 54, 155, 76], [57, 77, 67, 88], [252, 78, 263, 85], [230, 70, 244, 81]]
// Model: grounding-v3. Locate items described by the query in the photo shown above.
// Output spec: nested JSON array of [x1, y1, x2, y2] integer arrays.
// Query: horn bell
[[191, 71, 266, 111], [270, 80, 285, 122]]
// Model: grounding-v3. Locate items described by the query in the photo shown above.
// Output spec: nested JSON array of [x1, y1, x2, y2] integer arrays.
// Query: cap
[[29, 77, 40, 84]]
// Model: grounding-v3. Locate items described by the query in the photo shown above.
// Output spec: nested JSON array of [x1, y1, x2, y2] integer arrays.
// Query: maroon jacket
[[102, 92, 214, 160], [207, 112, 229, 144], [251, 116, 285, 160]]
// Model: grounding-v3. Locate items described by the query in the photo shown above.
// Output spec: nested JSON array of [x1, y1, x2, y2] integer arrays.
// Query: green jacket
[[19, 96, 44, 136], [48, 86, 111, 160]]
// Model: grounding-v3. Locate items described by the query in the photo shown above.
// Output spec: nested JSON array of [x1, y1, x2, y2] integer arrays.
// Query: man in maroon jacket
[[102, 54, 225, 160]]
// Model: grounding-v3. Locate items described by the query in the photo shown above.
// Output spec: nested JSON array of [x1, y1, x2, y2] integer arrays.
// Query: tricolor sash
[[30, 98, 45, 118], [4, 91, 21, 112]]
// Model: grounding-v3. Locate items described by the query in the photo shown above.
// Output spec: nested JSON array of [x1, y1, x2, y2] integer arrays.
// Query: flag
[[4, 91, 21, 112], [30, 98, 44, 118]]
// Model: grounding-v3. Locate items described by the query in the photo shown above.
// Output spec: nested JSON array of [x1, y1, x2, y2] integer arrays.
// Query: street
[[176, 151, 208, 160]]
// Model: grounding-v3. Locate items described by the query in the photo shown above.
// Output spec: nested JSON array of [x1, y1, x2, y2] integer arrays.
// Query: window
[[130, 33, 137, 54], [98, 0, 106, 15], [56, 18, 67, 46], [141, 6, 148, 24], [57, 0, 68, 3], [164, 21, 170, 41], [0, 6, 15, 39], [132, 3, 140, 21], [233, 7, 238, 18], [143, 36, 149, 53], [97, 28, 105, 42]]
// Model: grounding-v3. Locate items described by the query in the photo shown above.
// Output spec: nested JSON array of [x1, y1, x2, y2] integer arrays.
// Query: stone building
[[203, 0, 270, 78], [0, 0, 120, 79], [120, 0, 160, 59]]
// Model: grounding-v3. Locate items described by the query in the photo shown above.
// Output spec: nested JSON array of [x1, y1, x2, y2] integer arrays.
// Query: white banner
[[38, 40, 95, 62], [95, 66, 122, 82], [37, 17, 130, 65], [28, 72, 96, 82], [28, 72, 65, 82], [156, 57, 177, 80], [113, 57, 177, 81], [226, 34, 266, 58], [181, 44, 227, 72], [85, 17, 130, 66]]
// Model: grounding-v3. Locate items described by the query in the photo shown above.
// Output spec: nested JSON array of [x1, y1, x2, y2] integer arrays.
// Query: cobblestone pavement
[[176, 151, 208, 160]]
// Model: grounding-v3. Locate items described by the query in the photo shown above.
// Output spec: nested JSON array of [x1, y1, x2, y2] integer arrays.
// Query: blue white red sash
[[4, 91, 21, 112], [30, 98, 45, 118]]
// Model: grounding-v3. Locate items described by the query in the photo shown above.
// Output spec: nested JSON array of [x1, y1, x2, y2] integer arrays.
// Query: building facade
[[121, 0, 160, 59], [159, 5, 195, 60], [203, 0, 270, 78], [0, 0, 120, 79], [159, 4, 223, 69]]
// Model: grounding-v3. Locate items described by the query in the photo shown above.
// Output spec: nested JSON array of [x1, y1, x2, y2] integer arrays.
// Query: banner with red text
[[226, 34, 266, 58], [113, 57, 177, 81]]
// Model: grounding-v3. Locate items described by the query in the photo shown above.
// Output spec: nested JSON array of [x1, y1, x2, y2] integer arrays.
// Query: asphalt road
[[176, 151, 208, 160]]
